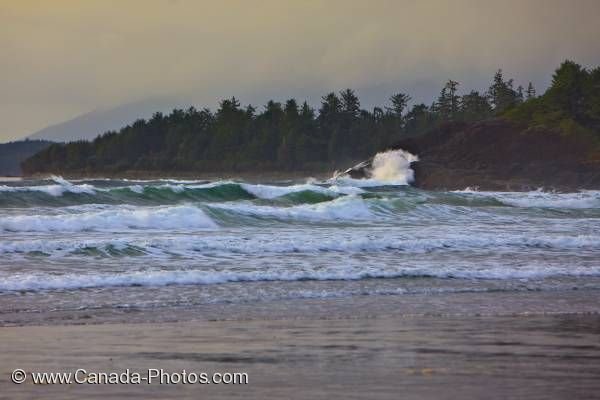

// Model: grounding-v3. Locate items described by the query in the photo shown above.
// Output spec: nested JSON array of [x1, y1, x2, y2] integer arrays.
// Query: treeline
[[22, 60, 599, 174], [506, 60, 600, 136]]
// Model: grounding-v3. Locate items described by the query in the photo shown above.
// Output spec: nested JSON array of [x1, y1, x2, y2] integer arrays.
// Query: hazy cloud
[[1, 0, 599, 141]]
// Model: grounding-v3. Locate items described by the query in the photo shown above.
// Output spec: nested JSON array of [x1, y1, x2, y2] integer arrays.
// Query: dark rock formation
[[393, 119, 600, 191]]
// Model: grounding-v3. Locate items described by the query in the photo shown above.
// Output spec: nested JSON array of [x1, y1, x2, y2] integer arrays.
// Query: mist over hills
[[21, 61, 600, 190], [26, 98, 188, 142], [21, 79, 457, 145]]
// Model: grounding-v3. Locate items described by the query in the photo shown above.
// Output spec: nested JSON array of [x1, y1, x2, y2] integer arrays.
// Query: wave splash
[[332, 149, 419, 186], [371, 149, 419, 183]]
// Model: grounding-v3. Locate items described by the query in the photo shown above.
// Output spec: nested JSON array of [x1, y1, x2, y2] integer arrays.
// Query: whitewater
[[1, 151, 600, 321]]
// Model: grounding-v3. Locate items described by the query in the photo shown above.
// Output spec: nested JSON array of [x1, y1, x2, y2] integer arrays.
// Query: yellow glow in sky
[[1, 0, 599, 140]]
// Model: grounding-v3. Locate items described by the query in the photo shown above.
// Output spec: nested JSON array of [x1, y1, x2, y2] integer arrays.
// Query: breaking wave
[[2, 262, 600, 292], [2, 176, 599, 212], [0, 177, 365, 207], [209, 195, 380, 222], [2, 232, 599, 257], [0, 205, 217, 232], [0, 176, 95, 197], [1, 176, 600, 309], [454, 188, 600, 209]]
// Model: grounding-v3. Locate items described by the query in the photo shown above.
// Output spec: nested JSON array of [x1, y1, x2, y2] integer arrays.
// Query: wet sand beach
[[1, 290, 600, 400]]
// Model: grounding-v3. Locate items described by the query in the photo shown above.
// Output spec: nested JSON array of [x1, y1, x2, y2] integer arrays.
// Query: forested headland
[[0, 140, 53, 176], [22, 60, 600, 176]]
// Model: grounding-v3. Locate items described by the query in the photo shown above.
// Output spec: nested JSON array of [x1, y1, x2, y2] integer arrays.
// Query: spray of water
[[331, 148, 419, 185], [370, 149, 419, 184]]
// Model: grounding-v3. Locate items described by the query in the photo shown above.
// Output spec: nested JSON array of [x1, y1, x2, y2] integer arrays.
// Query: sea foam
[[0, 205, 217, 232], [2, 261, 600, 292], [454, 189, 600, 209], [0, 176, 96, 196], [209, 195, 376, 221], [1, 232, 599, 257]]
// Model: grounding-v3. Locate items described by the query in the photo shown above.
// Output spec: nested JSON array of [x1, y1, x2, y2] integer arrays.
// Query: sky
[[1, 0, 600, 142]]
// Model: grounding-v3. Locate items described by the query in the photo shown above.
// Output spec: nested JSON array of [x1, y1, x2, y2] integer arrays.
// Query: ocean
[[1, 172, 600, 325]]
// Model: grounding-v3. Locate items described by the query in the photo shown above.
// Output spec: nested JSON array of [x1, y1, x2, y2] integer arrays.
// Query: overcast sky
[[1, 0, 599, 141]]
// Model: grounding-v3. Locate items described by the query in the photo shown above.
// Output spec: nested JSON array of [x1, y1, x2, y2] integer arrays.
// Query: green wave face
[[0, 181, 258, 207], [276, 190, 336, 205], [2, 179, 600, 221]]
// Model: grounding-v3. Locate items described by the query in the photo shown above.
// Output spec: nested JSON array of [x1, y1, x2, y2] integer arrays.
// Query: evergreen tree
[[386, 93, 411, 118], [460, 91, 492, 122], [284, 99, 299, 117], [405, 104, 436, 135], [318, 93, 342, 161], [437, 80, 460, 121], [340, 89, 360, 118], [546, 60, 588, 120], [488, 69, 518, 113]]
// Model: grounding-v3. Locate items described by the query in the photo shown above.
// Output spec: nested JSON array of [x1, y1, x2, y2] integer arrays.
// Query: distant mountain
[[26, 98, 187, 142], [0, 140, 54, 176]]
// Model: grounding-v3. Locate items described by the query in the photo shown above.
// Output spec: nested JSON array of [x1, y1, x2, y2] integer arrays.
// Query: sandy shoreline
[[1, 290, 600, 399], [2, 289, 600, 327]]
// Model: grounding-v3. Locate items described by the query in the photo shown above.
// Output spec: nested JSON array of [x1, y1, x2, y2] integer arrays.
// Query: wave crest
[[0, 205, 217, 232]]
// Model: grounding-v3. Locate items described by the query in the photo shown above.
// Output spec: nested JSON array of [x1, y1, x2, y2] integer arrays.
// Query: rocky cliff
[[393, 119, 600, 191]]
